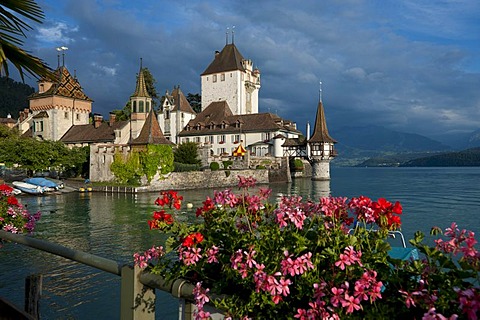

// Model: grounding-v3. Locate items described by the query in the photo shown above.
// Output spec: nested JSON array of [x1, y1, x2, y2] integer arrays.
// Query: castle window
[[139, 101, 144, 113], [64, 112, 68, 119], [76, 113, 80, 121], [213, 75, 217, 83], [195, 137, 200, 143], [146, 101, 150, 112], [165, 110, 170, 120], [133, 101, 137, 113], [221, 73, 225, 81]]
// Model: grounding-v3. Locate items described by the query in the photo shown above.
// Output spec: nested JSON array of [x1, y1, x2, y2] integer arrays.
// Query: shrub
[[174, 162, 201, 172], [209, 162, 220, 171], [222, 160, 233, 169], [256, 165, 266, 169]]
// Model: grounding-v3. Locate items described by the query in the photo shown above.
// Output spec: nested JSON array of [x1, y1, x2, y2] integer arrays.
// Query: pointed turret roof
[[131, 109, 173, 145], [30, 66, 92, 101], [132, 60, 150, 98], [168, 86, 196, 114], [308, 101, 337, 144], [201, 44, 245, 75]]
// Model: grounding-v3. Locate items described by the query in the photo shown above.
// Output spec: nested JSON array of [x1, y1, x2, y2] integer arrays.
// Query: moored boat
[[12, 181, 45, 195], [24, 177, 58, 192]]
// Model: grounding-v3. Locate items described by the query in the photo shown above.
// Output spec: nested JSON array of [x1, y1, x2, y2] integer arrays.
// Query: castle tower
[[200, 39, 260, 116], [27, 66, 92, 141], [130, 59, 152, 140], [308, 95, 337, 181], [159, 85, 196, 143]]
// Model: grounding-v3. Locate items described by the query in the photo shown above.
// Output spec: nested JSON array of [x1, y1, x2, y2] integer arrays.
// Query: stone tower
[[308, 99, 337, 180], [130, 59, 152, 141], [200, 40, 260, 116]]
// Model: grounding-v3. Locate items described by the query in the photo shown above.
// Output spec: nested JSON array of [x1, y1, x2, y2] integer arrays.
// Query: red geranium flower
[[182, 232, 204, 247], [7, 196, 19, 206]]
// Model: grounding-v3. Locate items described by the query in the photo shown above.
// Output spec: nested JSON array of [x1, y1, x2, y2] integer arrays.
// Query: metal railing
[[0, 230, 202, 320]]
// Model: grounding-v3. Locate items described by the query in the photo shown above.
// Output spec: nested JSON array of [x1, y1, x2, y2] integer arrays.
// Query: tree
[[0, 135, 89, 176], [143, 68, 159, 107], [174, 142, 201, 165], [186, 93, 201, 113], [0, 0, 54, 81]]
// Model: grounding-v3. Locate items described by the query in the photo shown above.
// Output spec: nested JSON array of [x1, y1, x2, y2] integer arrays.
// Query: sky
[[11, 0, 480, 143]]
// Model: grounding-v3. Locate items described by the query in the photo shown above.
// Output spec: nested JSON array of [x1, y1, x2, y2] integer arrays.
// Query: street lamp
[[56, 46, 68, 67]]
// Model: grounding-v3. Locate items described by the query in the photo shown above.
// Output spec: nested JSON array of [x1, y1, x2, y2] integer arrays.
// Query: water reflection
[[1, 168, 479, 319]]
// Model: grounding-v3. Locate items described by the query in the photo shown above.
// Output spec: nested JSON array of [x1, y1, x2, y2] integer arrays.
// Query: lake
[[1, 167, 479, 319]]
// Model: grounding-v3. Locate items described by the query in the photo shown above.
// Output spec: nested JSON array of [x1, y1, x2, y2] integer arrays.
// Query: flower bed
[[1, 184, 41, 246], [135, 176, 479, 319]]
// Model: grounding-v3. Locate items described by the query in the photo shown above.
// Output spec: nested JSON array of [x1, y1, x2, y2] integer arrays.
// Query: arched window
[[146, 101, 150, 112], [139, 101, 144, 113], [133, 101, 137, 113]]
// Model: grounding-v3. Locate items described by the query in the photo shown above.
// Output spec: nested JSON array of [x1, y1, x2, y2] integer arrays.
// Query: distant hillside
[[400, 148, 480, 167], [466, 129, 480, 149], [355, 152, 445, 167], [0, 76, 35, 118], [330, 125, 451, 166]]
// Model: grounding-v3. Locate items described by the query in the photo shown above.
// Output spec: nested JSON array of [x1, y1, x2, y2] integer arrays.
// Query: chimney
[[109, 113, 116, 126], [215, 50, 220, 57], [93, 114, 103, 128]]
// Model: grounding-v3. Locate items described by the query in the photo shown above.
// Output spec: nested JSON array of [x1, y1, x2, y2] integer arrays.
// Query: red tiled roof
[[30, 66, 92, 101], [308, 101, 336, 144], [131, 109, 173, 145], [178, 101, 300, 136], [201, 44, 246, 75], [60, 120, 129, 144], [166, 86, 196, 114]]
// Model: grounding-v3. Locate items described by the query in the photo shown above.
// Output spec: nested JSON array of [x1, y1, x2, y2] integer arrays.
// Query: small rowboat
[[12, 181, 45, 195]]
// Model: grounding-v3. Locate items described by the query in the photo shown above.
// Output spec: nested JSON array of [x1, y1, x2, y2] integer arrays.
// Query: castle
[[15, 39, 336, 181]]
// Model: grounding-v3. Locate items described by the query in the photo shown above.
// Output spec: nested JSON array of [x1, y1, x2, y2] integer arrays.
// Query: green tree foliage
[[174, 142, 201, 165], [0, 133, 88, 176], [111, 102, 131, 121], [143, 68, 159, 107], [0, 0, 54, 81], [186, 93, 201, 113], [0, 76, 34, 117]]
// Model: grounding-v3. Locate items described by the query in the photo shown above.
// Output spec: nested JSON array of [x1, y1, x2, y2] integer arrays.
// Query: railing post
[[178, 299, 194, 320], [120, 265, 155, 320], [25, 274, 42, 319]]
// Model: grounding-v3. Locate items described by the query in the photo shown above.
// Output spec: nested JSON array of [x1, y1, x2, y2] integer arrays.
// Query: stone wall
[[147, 169, 269, 191]]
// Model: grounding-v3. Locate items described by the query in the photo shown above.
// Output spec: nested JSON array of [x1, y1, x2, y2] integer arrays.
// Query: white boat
[[12, 181, 45, 195]]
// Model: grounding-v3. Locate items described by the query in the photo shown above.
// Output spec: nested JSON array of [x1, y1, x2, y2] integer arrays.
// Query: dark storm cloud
[[16, 0, 480, 142]]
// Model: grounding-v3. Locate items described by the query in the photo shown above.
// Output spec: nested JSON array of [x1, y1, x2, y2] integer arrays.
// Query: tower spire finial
[[319, 81, 323, 102], [232, 25, 235, 44], [140, 57, 143, 70], [226, 27, 229, 45]]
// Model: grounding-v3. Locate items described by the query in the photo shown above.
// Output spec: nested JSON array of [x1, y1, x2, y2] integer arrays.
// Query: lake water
[[1, 167, 479, 319]]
